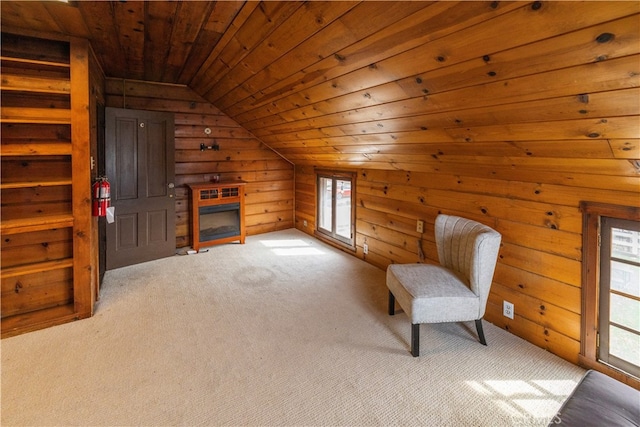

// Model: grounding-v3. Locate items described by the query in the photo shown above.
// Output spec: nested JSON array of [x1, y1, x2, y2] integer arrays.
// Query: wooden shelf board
[[1, 258, 74, 279], [1, 304, 77, 339], [0, 55, 70, 69], [1, 143, 72, 156], [0, 213, 74, 235], [0, 75, 70, 95], [0, 179, 72, 190], [1, 107, 71, 124]]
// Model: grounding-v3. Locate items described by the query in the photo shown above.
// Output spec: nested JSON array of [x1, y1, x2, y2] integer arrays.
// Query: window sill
[[313, 230, 356, 253], [578, 355, 640, 390]]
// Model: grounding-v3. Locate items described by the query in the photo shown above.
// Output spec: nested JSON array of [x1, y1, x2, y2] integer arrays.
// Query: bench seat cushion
[[550, 370, 640, 426]]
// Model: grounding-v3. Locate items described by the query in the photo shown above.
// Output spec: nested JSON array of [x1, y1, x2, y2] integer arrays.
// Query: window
[[581, 202, 640, 382], [316, 170, 355, 249], [599, 217, 640, 378]]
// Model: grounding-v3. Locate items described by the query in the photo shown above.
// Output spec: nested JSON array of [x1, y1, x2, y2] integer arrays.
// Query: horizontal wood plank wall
[[104, 78, 293, 248], [289, 4, 640, 365]]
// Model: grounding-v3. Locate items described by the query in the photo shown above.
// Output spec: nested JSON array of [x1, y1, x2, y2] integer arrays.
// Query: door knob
[[168, 183, 175, 188]]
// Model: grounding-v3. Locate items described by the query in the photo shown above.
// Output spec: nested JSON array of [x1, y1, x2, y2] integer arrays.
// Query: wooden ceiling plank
[[143, 1, 179, 82], [233, 3, 639, 127], [194, 1, 304, 97], [257, 54, 639, 133], [189, 1, 260, 92], [77, 2, 127, 80], [42, 2, 90, 38], [226, 1, 515, 116], [207, 1, 359, 106], [0, 2, 62, 34], [161, 1, 213, 83], [111, 1, 145, 81], [252, 88, 640, 139], [277, 140, 620, 160], [259, 11, 640, 127], [178, 1, 244, 85], [214, 0, 433, 110]]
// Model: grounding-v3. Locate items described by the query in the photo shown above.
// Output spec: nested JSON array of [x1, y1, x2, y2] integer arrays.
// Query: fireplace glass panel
[[199, 203, 240, 242]]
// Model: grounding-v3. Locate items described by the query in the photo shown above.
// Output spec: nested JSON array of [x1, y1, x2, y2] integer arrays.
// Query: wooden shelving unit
[[1, 33, 94, 338]]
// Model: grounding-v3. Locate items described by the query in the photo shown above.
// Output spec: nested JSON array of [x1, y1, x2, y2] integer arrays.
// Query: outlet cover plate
[[503, 301, 514, 319]]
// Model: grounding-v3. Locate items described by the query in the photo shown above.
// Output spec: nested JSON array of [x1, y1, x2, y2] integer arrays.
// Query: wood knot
[[531, 1, 542, 10], [15, 281, 23, 293], [587, 133, 600, 138], [436, 56, 446, 63], [334, 53, 346, 62], [483, 55, 491, 62], [415, 77, 423, 84], [490, 1, 499, 9], [487, 71, 497, 77], [596, 33, 615, 44]]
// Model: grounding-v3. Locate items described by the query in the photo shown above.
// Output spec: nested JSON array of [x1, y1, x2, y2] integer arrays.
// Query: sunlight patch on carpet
[[259, 238, 328, 256]]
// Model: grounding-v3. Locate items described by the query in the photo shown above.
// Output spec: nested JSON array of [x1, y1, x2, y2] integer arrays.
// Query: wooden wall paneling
[[1, 267, 74, 318], [104, 78, 294, 249], [487, 298, 581, 364], [493, 262, 581, 314], [489, 281, 581, 340], [1, 228, 73, 268]]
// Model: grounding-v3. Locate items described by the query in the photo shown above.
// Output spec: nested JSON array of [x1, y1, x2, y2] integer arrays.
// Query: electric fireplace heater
[[188, 182, 246, 251]]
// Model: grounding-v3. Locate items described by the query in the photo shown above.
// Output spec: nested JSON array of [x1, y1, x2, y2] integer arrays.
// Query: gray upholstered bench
[[549, 370, 639, 426]]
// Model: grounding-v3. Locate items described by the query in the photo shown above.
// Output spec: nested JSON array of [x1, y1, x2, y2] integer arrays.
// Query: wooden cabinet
[[188, 182, 246, 251], [1, 33, 95, 337]]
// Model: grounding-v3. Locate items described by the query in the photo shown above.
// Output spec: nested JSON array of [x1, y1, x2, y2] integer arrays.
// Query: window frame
[[598, 216, 640, 378], [315, 169, 356, 251], [580, 201, 640, 387]]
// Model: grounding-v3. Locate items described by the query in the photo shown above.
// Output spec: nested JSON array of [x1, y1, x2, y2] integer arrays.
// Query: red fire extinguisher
[[92, 177, 111, 217]]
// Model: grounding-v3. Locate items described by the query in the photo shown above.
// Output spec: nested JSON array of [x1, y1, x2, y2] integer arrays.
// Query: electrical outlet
[[303, 220, 308, 227], [416, 220, 424, 233], [503, 301, 514, 319], [363, 243, 368, 254]]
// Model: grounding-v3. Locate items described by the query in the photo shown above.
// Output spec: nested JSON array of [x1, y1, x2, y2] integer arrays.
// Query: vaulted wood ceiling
[[2, 1, 639, 171]]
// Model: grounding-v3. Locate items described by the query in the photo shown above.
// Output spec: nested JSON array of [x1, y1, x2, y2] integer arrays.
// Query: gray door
[[105, 107, 175, 269]]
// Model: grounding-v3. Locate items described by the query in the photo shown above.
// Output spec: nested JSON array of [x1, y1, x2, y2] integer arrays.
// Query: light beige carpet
[[1, 229, 585, 426]]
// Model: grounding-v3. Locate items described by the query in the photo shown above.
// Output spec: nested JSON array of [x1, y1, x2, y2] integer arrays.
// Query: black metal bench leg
[[388, 291, 395, 315], [411, 323, 420, 357], [475, 319, 487, 345]]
